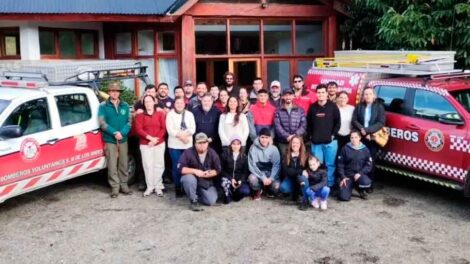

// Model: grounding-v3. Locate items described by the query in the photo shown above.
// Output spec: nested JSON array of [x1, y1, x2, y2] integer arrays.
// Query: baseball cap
[[270, 80, 281, 88], [184, 80, 193, 86], [282, 89, 294, 96], [195, 132, 212, 143]]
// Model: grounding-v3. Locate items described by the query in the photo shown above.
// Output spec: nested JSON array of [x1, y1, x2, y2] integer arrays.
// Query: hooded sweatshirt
[[337, 142, 373, 180], [248, 137, 281, 181]]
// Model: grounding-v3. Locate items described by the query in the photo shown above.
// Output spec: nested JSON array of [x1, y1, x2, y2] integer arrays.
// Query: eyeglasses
[[293, 80, 303, 83]]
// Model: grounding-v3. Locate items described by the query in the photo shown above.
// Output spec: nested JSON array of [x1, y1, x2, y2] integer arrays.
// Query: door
[[404, 89, 467, 183], [196, 59, 229, 86], [228, 58, 261, 88]]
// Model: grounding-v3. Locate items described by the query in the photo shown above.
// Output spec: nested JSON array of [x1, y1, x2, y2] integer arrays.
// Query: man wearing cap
[[292, 74, 317, 115], [269, 80, 282, 109], [179, 133, 221, 211], [248, 128, 281, 200], [219, 71, 240, 97], [274, 89, 307, 156], [98, 82, 133, 198], [247, 89, 276, 141], [183, 80, 195, 106], [188, 82, 208, 110]]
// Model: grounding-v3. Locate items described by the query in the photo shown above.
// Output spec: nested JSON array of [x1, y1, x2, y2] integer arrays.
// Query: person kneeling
[[248, 128, 281, 200], [179, 133, 221, 211], [337, 130, 373, 201], [298, 155, 330, 211], [220, 136, 251, 204]]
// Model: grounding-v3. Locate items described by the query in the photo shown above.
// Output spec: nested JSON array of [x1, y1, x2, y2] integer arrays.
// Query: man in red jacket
[[247, 89, 276, 141], [292, 74, 317, 115]]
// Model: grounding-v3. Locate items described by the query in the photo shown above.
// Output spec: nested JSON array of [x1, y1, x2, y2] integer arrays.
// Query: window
[[264, 21, 291, 55], [295, 21, 323, 55], [230, 20, 260, 54], [159, 58, 179, 96], [55, 94, 92, 126], [158, 32, 175, 53], [297, 60, 313, 76], [452, 90, 470, 113], [267, 60, 290, 89], [3, 98, 51, 135], [0, 28, 20, 59], [39, 28, 98, 59], [59, 31, 77, 57], [115, 32, 132, 55], [196, 20, 227, 55], [413, 89, 460, 122], [138, 30, 154, 56], [375, 86, 408, 114], [0, 99, 10, 115]]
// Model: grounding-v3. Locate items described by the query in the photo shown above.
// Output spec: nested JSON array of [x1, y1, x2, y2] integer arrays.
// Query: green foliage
[[99, 80, 137, 105], [341, 0, 470, 68]]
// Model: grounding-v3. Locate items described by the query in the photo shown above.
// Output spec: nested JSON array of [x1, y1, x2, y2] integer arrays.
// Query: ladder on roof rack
[[314, 50, 459, 76]]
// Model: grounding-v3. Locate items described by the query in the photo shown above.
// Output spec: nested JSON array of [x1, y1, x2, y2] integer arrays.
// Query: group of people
[[98, 71, 386, 212]]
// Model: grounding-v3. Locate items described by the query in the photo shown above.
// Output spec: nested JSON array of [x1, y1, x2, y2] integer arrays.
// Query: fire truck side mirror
[[0, 125, 23, 139], [438, 113, 464, 126]]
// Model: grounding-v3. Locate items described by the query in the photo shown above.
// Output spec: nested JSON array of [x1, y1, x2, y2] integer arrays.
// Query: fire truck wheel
[[127, 152, 137, 185]]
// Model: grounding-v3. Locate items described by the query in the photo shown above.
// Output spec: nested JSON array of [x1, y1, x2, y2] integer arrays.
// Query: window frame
[[411, 88, 462, 123], [3, 98, 52, 136], [0, 27, 21, 59], [55, 93, 92, 127], [39, 27, 99, 59]]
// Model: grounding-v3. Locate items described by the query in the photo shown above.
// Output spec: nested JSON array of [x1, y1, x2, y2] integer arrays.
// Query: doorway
[[228, 58, 261, 88], [196, 59, 229, 86]]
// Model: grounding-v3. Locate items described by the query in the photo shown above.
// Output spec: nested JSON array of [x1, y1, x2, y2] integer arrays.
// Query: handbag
[[372, 127, 389, 147]]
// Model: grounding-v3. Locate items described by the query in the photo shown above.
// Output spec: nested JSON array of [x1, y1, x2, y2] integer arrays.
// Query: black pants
[[337, 134, 350, 155], [363, 138, 379, 181], [338, 174, 372, 201]]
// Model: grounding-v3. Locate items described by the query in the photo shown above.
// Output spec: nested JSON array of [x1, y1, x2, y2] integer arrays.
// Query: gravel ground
[[0, 172, 469, 264]]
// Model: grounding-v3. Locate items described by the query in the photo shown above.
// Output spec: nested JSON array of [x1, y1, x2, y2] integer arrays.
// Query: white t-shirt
[[338, 104, 355, 136]]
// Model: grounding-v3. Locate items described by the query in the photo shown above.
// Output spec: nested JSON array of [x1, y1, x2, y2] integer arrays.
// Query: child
[[298, 155, 330, 210]]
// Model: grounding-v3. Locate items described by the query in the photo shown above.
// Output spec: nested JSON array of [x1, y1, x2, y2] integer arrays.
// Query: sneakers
[[253, 190, 263, 201], [190, 201, 204, 212], [156, 189, 164, 197], [320, 200, 328, 210], [120, 185, 133, 195], [298, 201, 309, 211], [137, 182, 147, 192], [143, 188, 153, 197], [110, 190, 119, 198], [311, 198, 320, 209]]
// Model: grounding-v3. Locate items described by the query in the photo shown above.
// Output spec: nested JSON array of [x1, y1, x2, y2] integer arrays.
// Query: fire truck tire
[[464, 168, 470, 198], [127, 152, 137, 185]]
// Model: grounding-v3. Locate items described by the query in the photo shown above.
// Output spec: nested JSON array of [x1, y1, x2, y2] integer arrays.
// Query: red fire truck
[[305, 51, 470, 196]]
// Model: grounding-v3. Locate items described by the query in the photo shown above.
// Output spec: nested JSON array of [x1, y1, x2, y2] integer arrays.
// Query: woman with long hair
[[220, 136, 251, 203], [134, 95, 167, 197], [279, 135, 308, 202], [215, 89, 229, 113], [218, 96, 249, 149], [238, 87, 251, 114], [336, 91, 355, 152]]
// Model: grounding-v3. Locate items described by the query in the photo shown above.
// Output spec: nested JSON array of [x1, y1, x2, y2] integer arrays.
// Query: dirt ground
[[0, 172, 469, 264]]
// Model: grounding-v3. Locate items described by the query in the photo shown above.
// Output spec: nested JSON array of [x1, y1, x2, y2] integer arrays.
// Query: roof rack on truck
[[314, 50, 464, 76]]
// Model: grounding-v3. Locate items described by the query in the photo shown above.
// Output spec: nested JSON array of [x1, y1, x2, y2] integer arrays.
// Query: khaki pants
[[140, 143, 165, 191], [105, 142, 129, 191]]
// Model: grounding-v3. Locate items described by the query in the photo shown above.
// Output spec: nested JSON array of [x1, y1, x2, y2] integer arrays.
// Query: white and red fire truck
[[306, 50, 470, 196], [0, 62, 149, 203]]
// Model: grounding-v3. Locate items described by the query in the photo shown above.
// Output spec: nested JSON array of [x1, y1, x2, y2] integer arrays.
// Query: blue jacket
[[274, 105, 306, 143], [191, 106, 221, 142], [337, 143, 373, 180]]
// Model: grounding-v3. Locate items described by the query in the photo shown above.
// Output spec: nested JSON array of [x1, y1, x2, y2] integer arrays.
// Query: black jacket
[[352, 101, 386, 134], [282, 156, 304, 181], [299, 169, 327, 192], [337, 143, 373, 180], [307, 100, 341, 144], [220, 150, 249, 182]]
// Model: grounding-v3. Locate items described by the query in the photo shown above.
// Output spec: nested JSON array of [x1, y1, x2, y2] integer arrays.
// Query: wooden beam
[[181, 15, 196, 83], [333, 0, 350, 17], [172, 0, 199, 16], [0, 14, 178, 23], [327, 15, 337, 56], [186, 3, 334, 17]]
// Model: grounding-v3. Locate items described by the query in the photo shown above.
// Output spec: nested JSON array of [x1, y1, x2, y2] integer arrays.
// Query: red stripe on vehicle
[[69, 164, 83, 175], [0, 183, 18, 197], [23, 177, 41, 189], [86, 158, 101, 170], [47, 170, 64, 182]]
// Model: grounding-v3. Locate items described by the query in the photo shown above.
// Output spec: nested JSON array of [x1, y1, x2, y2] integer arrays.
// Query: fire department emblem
[[425, 129, 444, 152], [166, 101, 172, 108], [20, 138, 40, 161], [74, 134, 87, 151]]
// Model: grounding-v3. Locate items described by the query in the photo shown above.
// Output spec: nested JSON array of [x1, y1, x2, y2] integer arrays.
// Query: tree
[[341, 0, 470, 68]]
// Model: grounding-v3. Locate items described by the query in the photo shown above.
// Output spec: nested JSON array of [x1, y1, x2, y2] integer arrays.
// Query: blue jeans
[[303, 186, 330, 202], [169, 148, 185, 188], [280, 176, 309, 194], [311, 140, 338, 187]]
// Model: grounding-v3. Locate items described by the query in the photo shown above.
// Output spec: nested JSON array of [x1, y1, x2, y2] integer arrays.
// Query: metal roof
[[0, 0, 187, 15]]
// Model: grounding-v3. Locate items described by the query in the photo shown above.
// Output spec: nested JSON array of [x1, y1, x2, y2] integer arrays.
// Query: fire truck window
[[375, 86, 407, 114], [3, 98, 51, 135], [413, 90, 460, 122], [451, 90, 470, 113], [55, 94, 92, 126]]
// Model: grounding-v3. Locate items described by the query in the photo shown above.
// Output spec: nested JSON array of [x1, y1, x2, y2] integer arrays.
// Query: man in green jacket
[[98, 82, 133, 198]]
